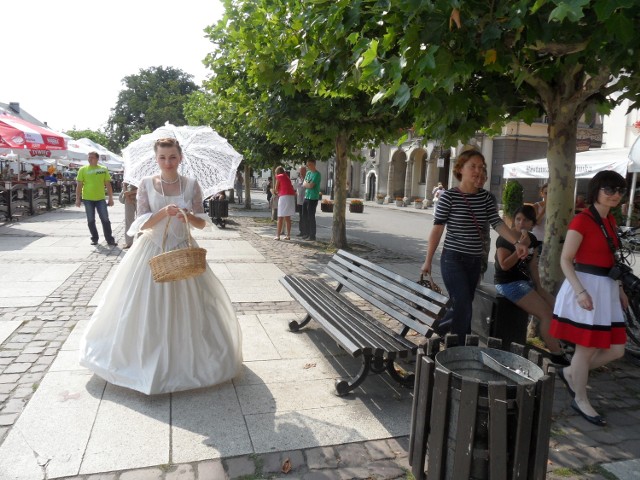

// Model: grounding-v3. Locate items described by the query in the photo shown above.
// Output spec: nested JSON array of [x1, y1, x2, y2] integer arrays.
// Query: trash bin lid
[[435, 346, 544, 386]]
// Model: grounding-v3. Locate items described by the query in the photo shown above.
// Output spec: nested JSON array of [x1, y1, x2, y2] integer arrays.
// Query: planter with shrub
[[349, 199, 364, 213]]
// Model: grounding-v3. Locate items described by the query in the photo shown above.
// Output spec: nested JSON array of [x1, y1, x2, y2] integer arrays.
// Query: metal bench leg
[[289, 314, 312, 332], [386, 360, 416, 388], [335, 355, 372, 396]]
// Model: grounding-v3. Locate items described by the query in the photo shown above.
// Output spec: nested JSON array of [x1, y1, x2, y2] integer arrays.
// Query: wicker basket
[[149, 211, 207, 283]]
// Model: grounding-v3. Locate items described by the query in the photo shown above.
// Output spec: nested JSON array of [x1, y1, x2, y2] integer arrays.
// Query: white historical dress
[[79, 176, 242, 394]]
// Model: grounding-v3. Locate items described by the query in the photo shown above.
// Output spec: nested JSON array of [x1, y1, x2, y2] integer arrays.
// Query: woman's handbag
[[149, 211, 207, 282], [418, 273, 443, 295]]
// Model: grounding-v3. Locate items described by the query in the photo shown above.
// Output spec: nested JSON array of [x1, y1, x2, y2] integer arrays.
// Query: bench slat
[[281, 276, 417, 357], [280, 276, 364, 356], [329, 253, 448, 319], [309, 277, 417, 356], [335, 249, 449, 305], [326, 262, 438, 336]]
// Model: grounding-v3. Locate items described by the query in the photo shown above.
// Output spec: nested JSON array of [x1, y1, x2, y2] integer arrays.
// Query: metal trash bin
[[409, 342, 555, 480]]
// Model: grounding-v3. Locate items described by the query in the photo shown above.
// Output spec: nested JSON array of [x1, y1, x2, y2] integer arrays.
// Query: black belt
[[575, 263, 610, 277]]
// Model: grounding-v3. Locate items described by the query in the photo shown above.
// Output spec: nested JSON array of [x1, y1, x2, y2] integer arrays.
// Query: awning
[[0, 114, 67, 155], [502, 148, 629, 180]]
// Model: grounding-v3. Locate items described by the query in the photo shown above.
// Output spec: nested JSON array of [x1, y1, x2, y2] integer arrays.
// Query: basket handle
[[160, 209, 194, 253]]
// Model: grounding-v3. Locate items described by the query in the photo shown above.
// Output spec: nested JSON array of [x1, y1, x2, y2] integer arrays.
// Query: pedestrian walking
[[421, 150, 528, 339], [119, 182, 138, 249], [234, 170, 244, 203], [75, 151, 116, 246], [79, 137, 242, 395], [551, 171, 628, 426]]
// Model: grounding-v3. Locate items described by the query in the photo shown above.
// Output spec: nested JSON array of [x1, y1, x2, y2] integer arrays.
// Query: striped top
[[434, 188, 503, 256]]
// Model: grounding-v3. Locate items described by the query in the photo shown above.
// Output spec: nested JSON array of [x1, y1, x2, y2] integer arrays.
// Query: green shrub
[[502, 180, 523, 219]]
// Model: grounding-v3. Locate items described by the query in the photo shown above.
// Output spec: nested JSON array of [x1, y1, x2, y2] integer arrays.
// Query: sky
[[2, 0, 225, 133]]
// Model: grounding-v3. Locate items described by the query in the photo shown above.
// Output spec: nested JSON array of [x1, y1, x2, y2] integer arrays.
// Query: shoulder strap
[[454, 187, 484, 240]]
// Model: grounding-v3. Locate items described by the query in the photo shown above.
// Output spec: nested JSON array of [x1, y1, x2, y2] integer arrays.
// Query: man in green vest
[[75, 152, 116, 246]]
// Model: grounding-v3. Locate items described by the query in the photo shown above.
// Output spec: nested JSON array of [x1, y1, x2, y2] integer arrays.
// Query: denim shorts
[[495, 280, 535, 303]]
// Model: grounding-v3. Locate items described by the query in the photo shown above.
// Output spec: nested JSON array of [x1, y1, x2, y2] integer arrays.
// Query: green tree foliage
[[294, 0, 640, 288], [107, 66, 199, 151], [502, 181, 524, 220], [63, 129, 111, 150], [198, 0, 412, 248]]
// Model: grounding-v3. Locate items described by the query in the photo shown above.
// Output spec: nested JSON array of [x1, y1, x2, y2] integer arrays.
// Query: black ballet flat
[[557, 368, 575, 398], [571, 400, 606, 427]]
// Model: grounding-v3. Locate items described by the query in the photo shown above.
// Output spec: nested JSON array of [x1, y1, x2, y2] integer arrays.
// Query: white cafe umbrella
[[121, 124, 243, 199], [627, 137, 640, 227]]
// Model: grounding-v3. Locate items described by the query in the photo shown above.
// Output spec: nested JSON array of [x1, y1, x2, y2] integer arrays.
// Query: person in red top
[[551, 170, 628, 427], [274, 166, 296, 240]]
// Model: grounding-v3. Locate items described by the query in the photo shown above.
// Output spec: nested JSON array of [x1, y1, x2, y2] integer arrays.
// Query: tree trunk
[[244, 163, 251, 209], [331, 131, 349, 249], [540, 112, 579, 293]]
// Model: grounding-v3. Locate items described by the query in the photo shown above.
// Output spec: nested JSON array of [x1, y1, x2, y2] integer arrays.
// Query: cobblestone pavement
[[1, 199, 640, 479]]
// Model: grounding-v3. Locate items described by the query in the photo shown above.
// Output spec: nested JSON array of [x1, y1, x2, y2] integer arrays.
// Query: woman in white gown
[[79, 137, 243, 395]]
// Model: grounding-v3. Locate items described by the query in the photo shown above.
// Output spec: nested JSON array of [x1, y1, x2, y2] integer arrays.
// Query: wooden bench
[[279, 249, 450, 396]]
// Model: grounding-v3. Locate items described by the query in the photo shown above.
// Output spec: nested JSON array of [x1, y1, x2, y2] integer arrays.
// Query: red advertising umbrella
[[0, 114, 67, 158]]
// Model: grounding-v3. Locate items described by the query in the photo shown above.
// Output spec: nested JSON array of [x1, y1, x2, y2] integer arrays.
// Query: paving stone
[[3, 363, 31, 374], [165, 463, 195, 479], [224, 455, 256, 478], [197, 462, 228, 480], [0, 374, 20, 384], [22, 347, 45, 354], [0, 383, 16, 394], [0, 351, 20, 358], [119, 467, 164, 480], [0, 413, 19, 426], [84, 475, 118, 480], [364, 439, 395, 461], [336, 442, 369, 467], [10, 334, 34, 343], [0, 398, 27, 413], [17, 372, 44, 384], [306, 446, 339, 469]]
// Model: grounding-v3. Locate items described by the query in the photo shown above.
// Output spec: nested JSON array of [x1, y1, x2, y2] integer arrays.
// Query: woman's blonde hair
[[452, 150, 485, 181]]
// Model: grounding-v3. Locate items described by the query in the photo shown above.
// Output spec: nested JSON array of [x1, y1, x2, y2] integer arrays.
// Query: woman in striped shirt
[[421, 150, 529, 339]]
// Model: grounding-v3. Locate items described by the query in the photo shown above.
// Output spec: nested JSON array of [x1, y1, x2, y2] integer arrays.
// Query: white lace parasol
[[122, 124, 243, 199]]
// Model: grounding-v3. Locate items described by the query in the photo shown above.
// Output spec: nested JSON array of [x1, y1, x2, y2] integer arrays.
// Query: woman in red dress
[[550, 171, 628, 426]]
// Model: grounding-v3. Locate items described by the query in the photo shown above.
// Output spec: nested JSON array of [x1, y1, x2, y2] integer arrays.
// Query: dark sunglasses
[[600, 186, 627, 196]]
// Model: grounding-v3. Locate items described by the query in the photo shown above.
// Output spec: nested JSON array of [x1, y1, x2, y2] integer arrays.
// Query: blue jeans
[[301, 199, 318, 238], [83, 199, 114, 243], [437, 249, 481, 339]]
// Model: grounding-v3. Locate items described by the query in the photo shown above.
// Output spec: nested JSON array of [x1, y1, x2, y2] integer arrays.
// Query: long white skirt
[[79, 232, 243, 395]]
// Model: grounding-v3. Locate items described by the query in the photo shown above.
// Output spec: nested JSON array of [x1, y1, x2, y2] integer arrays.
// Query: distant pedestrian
[[274, 166, 296, 240], [75, 151, 116, 246], [432, 184, 444, 211], [300, 159, 321, 241], [295, 165, 307, 236], [234, 170, 244, 204], [266, 177, 273, 204], [119, 182, 138, 249]]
